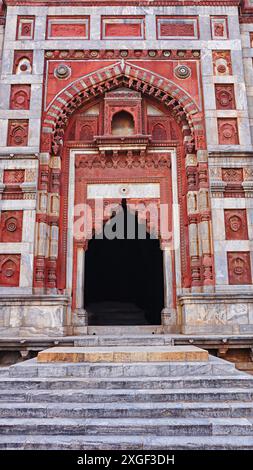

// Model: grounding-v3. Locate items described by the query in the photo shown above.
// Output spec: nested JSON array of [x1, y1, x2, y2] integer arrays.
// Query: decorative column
[[161, 241, 176, 326], [73, 244, 88, 333]]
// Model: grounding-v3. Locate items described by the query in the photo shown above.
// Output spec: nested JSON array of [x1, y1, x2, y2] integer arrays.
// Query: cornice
[[3, 0, 241, 7]]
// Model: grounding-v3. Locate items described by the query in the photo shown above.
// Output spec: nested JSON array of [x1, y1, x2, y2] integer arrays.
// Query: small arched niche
[[111, 110, 135, 136]]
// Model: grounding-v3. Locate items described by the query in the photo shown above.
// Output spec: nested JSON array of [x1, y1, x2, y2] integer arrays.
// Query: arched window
[[111, 111, 135, 136]]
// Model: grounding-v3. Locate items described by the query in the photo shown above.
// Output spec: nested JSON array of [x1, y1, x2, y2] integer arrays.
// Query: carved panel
[[227, 252, 252, 285], [0, 255, 21, 287], [75, 153, 171, 170], [215, 84, 235, 110], [157, 17, 198, 39], [13, 50, 33, 74], [47, 17, 89, 39], [210, 16, 228, 39], [218, 118, 239, 145], [102, 17, 145, 39], [3, 170, 25, 184], [7, 120, 29, 147], [148, 117, 172, 141], [222, 168, 243, 182], [213, 51, 232, 76], [225, 210, 248, 240], [17, 16, 35, 40], [10, 85, 31, 110], [0, 211, 23, 243], [75, 116, 98, 141]]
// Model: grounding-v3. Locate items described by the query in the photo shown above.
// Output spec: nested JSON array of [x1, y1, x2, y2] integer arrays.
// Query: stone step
[[0, 417, 252, 436], [1, 433, 253, 450], [37, 345, 208, 363], [0, 387, 253, 403], [87, 326, 164, 335], [0, 375, 252, 390], [1, 434, 252, 450], [74, 334, 173, 347], [0, 402, 252, 419], [9, 357, 237, 378]]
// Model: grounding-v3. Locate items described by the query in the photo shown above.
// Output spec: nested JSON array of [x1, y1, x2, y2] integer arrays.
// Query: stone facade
[[0, 0, 253, 336]]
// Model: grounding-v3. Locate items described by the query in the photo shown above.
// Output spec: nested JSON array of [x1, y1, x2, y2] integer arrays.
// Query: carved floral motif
[[218, 119, 239, 145], [7, 120, 29, 147], [215, 84, 235, 110], [0, 255, 21, 287], [222, 168, 243, 182], [227, 252, 252, 285], [75, 153, 171, 170], [3, 170, 25, 184], [0, 211, 23, 243], [10, 85, 31, 110], [225, 210, 248, 240], [213, 51, 232, 76]]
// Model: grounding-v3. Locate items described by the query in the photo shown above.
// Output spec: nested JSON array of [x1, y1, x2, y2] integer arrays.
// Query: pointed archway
[[84, 203, 164, 325]]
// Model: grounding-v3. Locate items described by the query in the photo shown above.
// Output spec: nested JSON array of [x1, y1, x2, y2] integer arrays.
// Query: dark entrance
[[84, 202, 164, 325]]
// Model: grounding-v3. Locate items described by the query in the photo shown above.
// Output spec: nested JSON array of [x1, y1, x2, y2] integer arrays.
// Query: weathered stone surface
[[37, 346, 209, 363]]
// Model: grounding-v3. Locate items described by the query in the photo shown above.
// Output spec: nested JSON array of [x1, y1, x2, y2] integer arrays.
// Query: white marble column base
[[161, 307, 177, 326]]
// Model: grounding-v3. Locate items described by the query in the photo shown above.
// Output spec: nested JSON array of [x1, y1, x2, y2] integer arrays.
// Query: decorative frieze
[[47, 17, 89, 39], [157, 17, 199, 39], [101, 17, 145, 39]]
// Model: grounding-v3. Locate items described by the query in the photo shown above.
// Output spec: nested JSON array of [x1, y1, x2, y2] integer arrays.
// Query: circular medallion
[[54, 64, 71, 80], [6, 218, 17, 232], [174, 65, 191, 79]]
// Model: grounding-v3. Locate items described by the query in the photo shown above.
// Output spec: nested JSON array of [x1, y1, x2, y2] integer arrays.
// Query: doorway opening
[[84, 201, 164, 325]]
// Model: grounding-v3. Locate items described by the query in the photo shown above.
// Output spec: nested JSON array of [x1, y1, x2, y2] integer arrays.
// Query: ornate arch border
[[35, 60, 214, 296], [41, 60, 206, 155]]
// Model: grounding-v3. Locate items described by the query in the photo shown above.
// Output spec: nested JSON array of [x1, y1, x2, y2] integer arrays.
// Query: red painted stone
[[213, 51, 232, 76], [225, 209, 248, 240], [0, 255, 21, 287], [215, 84, 235, 110], [218, 118, 239, 145], [7, 120, 29, 146], [0, 211, 23, 243], [227, 252, 252, 285], [10, 85, 31, 110], [3, 170, 25, 184]]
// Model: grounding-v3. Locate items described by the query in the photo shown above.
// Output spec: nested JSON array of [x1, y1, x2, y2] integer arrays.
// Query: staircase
[[0, 335, 253, 449]]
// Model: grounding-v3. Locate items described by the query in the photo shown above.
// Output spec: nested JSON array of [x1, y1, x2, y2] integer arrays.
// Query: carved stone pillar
[[73, 244, 88, 332], [161, 241, 176, 326]]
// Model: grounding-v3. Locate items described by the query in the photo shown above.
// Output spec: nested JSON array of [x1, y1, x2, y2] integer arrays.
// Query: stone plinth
[[37, 345, 208, 363]]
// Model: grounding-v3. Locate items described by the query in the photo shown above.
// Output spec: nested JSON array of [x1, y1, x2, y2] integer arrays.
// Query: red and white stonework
[[0, 0, 253, 336]]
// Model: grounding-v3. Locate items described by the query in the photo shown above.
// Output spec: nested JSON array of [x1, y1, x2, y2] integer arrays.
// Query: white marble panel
[[87, 183, 160, 199]]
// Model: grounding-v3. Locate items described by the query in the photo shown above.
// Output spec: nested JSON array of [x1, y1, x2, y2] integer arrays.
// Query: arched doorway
[[84, 202, 164, 325]]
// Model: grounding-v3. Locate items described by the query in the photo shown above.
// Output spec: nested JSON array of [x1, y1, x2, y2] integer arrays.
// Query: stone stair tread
[[0, 434, 253, 450], [1, 386, 253, 395], [1, 374, 252, 385]]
